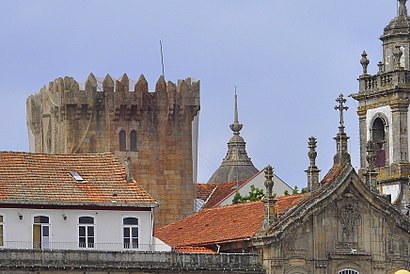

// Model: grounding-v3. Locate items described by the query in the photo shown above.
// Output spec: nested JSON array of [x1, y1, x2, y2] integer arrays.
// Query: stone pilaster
[[390, 101, 409, 163], [358, 108, 368, 171]]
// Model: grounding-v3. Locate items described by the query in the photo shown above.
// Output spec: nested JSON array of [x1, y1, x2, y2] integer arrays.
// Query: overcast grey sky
[[0, 1, 397, 188]]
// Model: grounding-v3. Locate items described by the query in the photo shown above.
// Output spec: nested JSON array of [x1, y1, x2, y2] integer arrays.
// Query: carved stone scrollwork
[[387, 231, 409, 259], [283, 226, 308, 258], [337, 191, 361, 244]]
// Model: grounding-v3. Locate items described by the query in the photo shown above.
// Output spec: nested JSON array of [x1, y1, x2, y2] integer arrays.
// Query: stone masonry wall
[[0, 249, 265, 274], [26, 73, 200, 227]]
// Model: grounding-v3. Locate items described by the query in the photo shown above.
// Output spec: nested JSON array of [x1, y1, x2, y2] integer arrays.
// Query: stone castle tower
[[351, 0, 410, 213], [26, 73, 200, 227]]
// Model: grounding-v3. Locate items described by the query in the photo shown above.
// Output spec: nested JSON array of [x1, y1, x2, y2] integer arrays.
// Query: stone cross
[[334, 93, 348, 131]]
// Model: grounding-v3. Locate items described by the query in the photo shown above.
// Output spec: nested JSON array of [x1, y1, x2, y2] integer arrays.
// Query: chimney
[[125, 157, 134, 183]]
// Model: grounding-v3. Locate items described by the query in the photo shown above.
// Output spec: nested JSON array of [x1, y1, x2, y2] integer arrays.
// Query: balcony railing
[[358, 70, 410, 92], [0, 241, 170, 252]]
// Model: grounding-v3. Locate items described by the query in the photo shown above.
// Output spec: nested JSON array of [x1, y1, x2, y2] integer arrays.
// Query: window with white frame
[[33, 216, 50, 249], [79, 217, 94, 248], [123, 217, 138, 249], [339, 269, 359, 274]]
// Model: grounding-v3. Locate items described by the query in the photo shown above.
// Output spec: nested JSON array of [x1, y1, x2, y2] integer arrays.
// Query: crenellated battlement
[[30, 73, 200, 121]]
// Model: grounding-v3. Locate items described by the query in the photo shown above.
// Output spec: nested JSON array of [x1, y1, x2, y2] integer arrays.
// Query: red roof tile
[[0, 152, 157, 207], [196, 179, 248, 209], [155, 193, 307, 248], [174, 246, 216, 253], [321, 164, 343, 185], [196, 183, 217, 201], [275, 194, 306, 216]]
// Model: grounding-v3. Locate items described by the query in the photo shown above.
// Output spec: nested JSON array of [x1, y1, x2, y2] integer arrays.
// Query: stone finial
[[360, 50, 370, 75], [229, 89, 243, 135], [333, 94, 351, 165], [377, 61, 384, 73], [393, 45, 403, 69], [308, 137, 318, 167], [365, 140, 379, 192], [264, 165, 274, 198], [305, 136, 320, 191], [399, 0, 408, 16], [262, 165, 277, 229]]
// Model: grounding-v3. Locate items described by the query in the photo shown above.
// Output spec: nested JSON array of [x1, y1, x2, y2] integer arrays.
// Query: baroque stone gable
[[254, 165, 410, 274]]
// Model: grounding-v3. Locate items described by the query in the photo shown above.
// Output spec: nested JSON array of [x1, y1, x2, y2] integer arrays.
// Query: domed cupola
[[381, 0, 410, 71], [382, 0, 410, 39], [207, 92, 258, 184]]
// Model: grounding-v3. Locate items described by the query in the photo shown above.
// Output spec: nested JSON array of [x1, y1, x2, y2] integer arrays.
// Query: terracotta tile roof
[[196, 183, 217, 201], [275, 194, 307, 216], [321, 164, 343, 185], [155, 193, 307, 248], [196, 179, 248, 209], [174, 246, 216, 253], [0, 152, 157, 207]]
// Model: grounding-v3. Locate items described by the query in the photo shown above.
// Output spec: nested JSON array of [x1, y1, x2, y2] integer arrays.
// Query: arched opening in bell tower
[[372, 117, 386, 167]]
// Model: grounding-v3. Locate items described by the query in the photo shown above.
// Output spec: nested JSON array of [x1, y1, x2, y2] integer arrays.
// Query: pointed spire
[[399, 0, 408, 16], [229, 88, 243, 135], [305, 136, 320, 191], [333, 94, 351, 165], [207, 88, 258, 184]]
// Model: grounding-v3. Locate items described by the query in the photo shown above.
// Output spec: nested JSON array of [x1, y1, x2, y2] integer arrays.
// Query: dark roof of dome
[[207, 163, 259, 185], [382, 1, 410, 39]]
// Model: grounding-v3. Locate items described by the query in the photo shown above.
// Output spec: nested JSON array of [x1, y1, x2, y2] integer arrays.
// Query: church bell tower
[[351, 0, 410, 212]]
